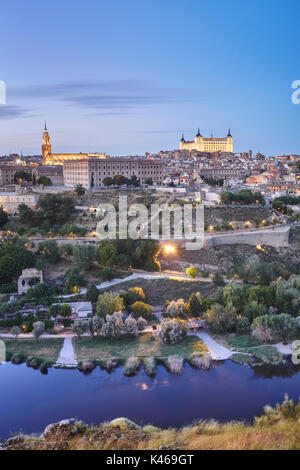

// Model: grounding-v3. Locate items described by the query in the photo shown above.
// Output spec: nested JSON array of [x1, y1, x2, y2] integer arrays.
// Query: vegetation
[[73, 332, 207, 362], [0, 241, 36, 284], [96, 292, 124, 318], [0, 206, 8, 228], [8, 397, 300, 450], [221, 189, 264, 205], [205, 302, 237, 333], [3, 338, 63, 363]]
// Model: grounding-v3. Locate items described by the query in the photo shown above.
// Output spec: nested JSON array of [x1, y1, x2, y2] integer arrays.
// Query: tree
[[186, 292, 203, 316], [86, 284, 99, 304], [212, 272, 225, 287], [102, 177, 113, 187], [157, 319, 186, 344], [123, 287, 145, 307], [73, 245, 95, 270], [186, 266, 198, 279], [33, 321, 45, 343], [100, 311, 123, 337], [38, 194, 75, 225], [205, 302, 237, 333], [0, 206, 8, 228], [121, 317, 139, 337], [74, 184, 85, 196], [38, 240, 61, 264], [243, 301, 267, 322], [37, 176, 52, 186], [64, 267, 85, 293], [113, 174, 128, 186], [87, 316, 104, 337], [137, 316, 147, 331], [165, 299, 187, 319], [236, 317, 250, 335], [11, 325, 21, 340], [0, 242, 36, 284], [97, 241, 117, 267], [73, 319, 87, 337], [100, 268, 114, 281], [14, 170, 32, 183], [60, 304, 72, 317], [96, 292, 124, 318], [128, 175, 140, 187], [144, 177, 153, 186], [130, 301, 152, 320]]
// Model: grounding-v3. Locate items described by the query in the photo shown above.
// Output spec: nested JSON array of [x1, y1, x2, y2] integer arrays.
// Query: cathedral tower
[[42, 122, 51, 165]]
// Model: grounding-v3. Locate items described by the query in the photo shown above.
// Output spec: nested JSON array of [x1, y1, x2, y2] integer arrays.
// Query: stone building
[[0, 192, 40, 213], [180, 129, 233, 153], [18, 268, 43, 295], [32, 165, 64, 185], [42, 123, 108, 165], [63, 158, 165, 189]]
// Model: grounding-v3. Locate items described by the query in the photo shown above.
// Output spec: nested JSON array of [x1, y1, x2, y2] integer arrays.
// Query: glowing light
[[164, 244, 176, 255]]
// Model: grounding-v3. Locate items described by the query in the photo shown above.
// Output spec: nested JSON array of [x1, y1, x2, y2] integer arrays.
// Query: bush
[[186, 266, 198, 279], [123, 287, 146, 307], [243, 301, 268, 322], [236, 317, 251, 335], [73, 319, 88, 337], [123, 357, 141, 376], [100, 268, 114, 281], [130, 301, 152, 320], [137, 316, 147, 331], [85, 284, 99, 304], [189, 353, 212, 370], [165, 299, 187, 319], [252, 314, 298, 343], [205, 302, 237, 333], [143, 357, 156, 377], [166, 355, 184, 375], [157, 319, 186, 344], [96, 292, 124, 318]]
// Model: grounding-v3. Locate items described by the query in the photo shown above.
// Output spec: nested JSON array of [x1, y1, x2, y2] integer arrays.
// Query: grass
[[212, 333, 262, 351], [102, 278, 216, 304], [3, 338, 63, 363], [9, 397, 300, 450], [73, 332, 207, 362]]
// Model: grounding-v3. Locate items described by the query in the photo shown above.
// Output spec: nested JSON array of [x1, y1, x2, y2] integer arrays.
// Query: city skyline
[[0, 0, 300, 156]]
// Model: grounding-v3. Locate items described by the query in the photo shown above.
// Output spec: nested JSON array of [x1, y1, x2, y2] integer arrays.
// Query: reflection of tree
[[252, 363, 300, 379]]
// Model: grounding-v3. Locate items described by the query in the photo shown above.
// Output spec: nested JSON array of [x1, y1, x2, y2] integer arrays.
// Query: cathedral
[[180, 129, 233, 153], [42, 123, 108, 165]]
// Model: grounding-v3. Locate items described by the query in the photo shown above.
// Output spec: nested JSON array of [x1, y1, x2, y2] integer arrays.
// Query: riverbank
[[3, 396, 300, 450]]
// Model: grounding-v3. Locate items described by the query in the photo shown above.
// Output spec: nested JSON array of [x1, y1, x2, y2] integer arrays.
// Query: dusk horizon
[[1, 0, 300, 156]]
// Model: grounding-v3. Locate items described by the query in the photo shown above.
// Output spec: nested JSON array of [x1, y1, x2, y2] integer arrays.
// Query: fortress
[[180, 129, 233, 153], [42, 123, 108, 165]]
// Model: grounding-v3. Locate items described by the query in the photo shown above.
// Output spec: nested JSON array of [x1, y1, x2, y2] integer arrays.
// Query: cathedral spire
[[196, 128, 202, 138], [180, 133, 185, 142], [44, 121, 47, 131], [227, 128, 232, 137]]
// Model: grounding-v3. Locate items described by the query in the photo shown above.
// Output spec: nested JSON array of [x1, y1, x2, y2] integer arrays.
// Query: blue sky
[[0, 0, 299, 156]]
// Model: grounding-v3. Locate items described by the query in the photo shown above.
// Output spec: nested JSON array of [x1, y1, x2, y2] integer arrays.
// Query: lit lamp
[[164, 244, 176, 255]]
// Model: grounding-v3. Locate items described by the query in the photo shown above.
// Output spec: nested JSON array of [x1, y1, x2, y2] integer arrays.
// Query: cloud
[[0, 105, 32, 119], [9, 80, 187, 113]]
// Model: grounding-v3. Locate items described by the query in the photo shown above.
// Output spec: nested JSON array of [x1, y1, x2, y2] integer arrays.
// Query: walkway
[[189, 331, 232, 361], [55, 336, 77, 367]]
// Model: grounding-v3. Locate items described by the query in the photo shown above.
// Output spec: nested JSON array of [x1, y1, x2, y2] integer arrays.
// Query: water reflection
[[0, 361, 299, 441]]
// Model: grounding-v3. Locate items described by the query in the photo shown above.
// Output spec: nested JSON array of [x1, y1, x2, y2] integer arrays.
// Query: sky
[[0, 0, 299, 156]]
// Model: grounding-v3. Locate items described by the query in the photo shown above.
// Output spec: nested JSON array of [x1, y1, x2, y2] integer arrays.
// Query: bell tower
[[42, 122, 51, 165]]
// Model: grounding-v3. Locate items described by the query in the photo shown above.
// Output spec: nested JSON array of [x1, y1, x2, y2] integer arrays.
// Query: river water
[[1, 360, 299, 440]]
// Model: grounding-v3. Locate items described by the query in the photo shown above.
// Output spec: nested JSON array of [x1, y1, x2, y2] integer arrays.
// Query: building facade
[[63, 158, 165, 189], [180, 129, 233, 153], [0, 192, 40, 213], [32, 165, 64, 185], [0, 165, 33, 186], [42, 123, 108, 165]]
